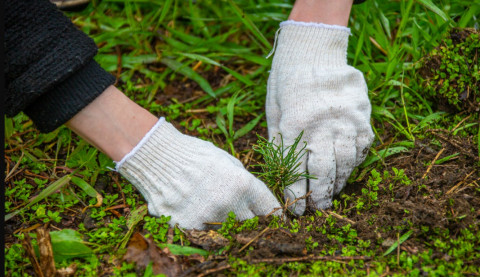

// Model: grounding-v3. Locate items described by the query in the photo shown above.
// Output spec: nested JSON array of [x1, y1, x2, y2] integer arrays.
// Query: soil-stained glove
[[266, 21, 374, 215], [116, 118, 280, 229]]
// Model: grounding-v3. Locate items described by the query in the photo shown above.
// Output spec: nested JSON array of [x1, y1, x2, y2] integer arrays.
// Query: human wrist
[[66, 86, 158, 161], [115, 118, 197, 172], [288, 0, 354, 27], [271, 22, 350, 72]]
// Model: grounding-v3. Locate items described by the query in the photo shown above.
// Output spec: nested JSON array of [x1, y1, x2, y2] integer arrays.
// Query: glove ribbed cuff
[[271, 20, 350, 71], [115, 117, 205, 211], [115, 117, 199, 173]]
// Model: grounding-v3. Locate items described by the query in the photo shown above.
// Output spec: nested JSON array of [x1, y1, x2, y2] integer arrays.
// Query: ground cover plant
[[4, 0, 479, 276]]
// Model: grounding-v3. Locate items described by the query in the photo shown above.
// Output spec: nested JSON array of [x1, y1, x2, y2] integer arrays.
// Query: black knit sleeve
[[5, 0, 115, 132]]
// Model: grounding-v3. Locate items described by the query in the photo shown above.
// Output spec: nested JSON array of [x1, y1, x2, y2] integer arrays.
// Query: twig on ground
[[185, 108, 208, 113], [446, 169, 476, 195], [238, 227, 270, 252], [266, 191, 312, 217], [14, 223, 42, 235], [450, 114, 472, 133], [112, 175, 127, 208], [24, 170, 50, 180], [5, 151, 24, 182], [322, 210, 356, 225], [197, 264, 232, 277], [422, 148, 445, 179], [249, 255, 371, 264], [397, 232, 400, 266], [22, 233, 44, 277], [429, 131, 477, 159]]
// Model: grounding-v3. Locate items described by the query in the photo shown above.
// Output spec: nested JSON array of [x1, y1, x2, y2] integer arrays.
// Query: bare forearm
[[65, 85, 158, 161], [288, 0, 354, 26]]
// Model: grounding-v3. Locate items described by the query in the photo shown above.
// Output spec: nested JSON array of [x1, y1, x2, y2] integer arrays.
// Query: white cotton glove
[[266, 21, 374, 215], [116, 118, 281, 229]]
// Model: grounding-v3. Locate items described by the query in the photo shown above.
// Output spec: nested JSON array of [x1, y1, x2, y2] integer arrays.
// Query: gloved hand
[[266, 21, 374, 215], [116, 118, 281, 229]]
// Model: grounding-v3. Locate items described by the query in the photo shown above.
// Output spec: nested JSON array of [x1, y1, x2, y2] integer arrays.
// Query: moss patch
[[420, 28, 480, 113]]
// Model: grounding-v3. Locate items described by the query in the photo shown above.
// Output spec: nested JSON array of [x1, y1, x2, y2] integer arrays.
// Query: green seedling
[[253, 131, 315, 205], [383, 230, 413, 256]]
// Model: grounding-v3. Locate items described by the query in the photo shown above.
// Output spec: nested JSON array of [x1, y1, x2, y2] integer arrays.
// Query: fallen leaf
[[185, 230, 229, 251], [36, 228, 56, 277], [159, 243, 209, 257], [22, 233, 43, 277], [123, 233, 182, 277], [118, 204, 148, 249], [49, 229, 94, 263]]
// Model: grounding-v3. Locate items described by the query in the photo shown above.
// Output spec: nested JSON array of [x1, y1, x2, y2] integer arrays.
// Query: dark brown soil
[[181, 132, 480, 276]]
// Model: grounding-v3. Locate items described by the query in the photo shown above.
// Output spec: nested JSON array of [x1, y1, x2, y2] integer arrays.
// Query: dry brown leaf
[[21, 234, 44, 277], [36, 228, 57, 277], [185, 230, 229, 251], [123, 232, 182, 277]]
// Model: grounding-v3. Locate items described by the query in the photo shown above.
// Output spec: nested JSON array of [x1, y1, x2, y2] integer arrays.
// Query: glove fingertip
[[313, 198, 333, 210], [284, 181, 307, 216]]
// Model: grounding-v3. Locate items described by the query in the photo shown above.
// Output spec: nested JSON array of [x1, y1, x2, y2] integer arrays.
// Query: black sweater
[[5, 0, 115, 132]]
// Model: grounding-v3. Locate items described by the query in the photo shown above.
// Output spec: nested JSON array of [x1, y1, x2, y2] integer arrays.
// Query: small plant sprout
[[253, 131, 316, 204]]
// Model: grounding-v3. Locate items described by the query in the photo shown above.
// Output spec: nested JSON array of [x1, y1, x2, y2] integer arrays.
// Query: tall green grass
[[69, 0, 479, 153]]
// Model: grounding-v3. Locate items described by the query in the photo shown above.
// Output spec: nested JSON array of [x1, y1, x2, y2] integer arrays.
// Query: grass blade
[[158, 243, 209, 257], [71, 176, 98, 198], [5, 116, 14, 140], [216, 112, 228, 138], [176, 52, 254, 86], [154, 0, 174, 30], [5, 175, 71, 221], [226, 92, 240, 136], [362, 145, 413, 167], [416, 0, 449, 22], [457, 4, 480, 28], [233, 113, 264, 140], [383, 230, 413, 256], [226, 0, 271, 50], [160, 57, 215, 98]]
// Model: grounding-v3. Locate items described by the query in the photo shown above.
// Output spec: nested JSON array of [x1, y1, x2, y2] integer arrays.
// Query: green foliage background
[[4, 0, 480, 276]]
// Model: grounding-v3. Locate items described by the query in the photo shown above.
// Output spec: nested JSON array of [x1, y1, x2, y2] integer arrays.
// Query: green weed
[[142, 215, 182, 244]]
